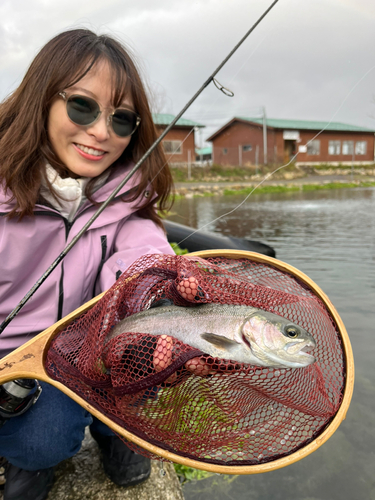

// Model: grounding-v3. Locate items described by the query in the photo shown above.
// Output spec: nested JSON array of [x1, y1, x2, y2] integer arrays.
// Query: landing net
[[45, 254, 345, 466]]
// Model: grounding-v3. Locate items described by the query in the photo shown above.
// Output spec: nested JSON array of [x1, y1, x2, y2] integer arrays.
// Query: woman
[[0, 29, 175, 500]]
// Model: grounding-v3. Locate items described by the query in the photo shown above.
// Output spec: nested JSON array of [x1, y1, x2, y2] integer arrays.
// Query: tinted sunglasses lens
[[111, 109, 139, 137], [66, 95, 100, 126]]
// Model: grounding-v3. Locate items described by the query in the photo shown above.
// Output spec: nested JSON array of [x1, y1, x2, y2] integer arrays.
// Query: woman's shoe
[[91, 431, 151, 487], [4, 463, 54, 500]]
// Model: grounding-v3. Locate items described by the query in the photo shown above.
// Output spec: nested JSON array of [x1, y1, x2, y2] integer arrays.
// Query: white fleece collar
[[40, 164, 109, 221]]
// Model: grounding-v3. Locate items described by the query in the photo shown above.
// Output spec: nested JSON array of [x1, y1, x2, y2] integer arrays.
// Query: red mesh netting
[[45, 254, 345, 466]]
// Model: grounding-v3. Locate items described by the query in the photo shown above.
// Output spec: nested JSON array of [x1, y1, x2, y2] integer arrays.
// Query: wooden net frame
[[0, 250, 354, 474]]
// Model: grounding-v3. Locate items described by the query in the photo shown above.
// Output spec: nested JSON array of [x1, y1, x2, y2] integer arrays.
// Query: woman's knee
[[0, 382, 93, 469]]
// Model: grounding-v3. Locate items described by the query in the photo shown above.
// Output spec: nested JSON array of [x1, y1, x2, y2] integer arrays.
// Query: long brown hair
[[0, 29, 173, 224]]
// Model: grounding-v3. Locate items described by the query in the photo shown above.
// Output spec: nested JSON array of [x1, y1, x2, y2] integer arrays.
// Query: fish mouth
[[285, 340, 316, 362]]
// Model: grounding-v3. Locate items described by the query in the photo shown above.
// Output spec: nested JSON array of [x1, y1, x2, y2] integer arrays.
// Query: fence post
[[263, 107, 268, 165], [188, 150, 191, 180]]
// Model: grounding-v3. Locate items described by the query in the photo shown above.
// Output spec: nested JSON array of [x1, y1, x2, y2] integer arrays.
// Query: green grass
[[222, 181, 375, 197], [209, 164, 256, 178], [173, 464, 213, 484], [302, 181, 375, 191], [169, 161, 375, 200], [171, 163, 259, 182], [223, 185, 300, 196], [170, 242, 189, 255], [171, 162, 375, 183], [173, 464, 238, 486]]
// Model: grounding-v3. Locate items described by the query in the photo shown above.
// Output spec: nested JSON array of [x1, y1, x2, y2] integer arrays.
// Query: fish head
[[242, 311, 316, 368]]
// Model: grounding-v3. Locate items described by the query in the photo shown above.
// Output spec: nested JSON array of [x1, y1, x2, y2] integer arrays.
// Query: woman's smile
[[73, 143, 108, 160]]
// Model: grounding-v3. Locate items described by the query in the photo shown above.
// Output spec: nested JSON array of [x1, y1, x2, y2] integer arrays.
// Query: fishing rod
[[0, 0, 280, 335]]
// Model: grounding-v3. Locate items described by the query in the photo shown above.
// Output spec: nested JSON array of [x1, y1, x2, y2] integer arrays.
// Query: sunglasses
[[58, 92, 141, 138]]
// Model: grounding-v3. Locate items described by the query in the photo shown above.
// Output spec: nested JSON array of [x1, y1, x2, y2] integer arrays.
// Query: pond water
[[167, 187, 375, 500]]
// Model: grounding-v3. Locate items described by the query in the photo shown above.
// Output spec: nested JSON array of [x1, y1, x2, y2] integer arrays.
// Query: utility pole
[[262, 106, 268, 165], [194, 126, 203, 164]]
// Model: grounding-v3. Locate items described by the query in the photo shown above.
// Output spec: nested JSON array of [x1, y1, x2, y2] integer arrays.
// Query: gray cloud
[[1, 0, 374, 144]]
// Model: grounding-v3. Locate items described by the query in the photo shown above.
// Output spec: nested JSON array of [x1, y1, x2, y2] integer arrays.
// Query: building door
[[282, 130, 300, 163], [284, 140, 296, 162]]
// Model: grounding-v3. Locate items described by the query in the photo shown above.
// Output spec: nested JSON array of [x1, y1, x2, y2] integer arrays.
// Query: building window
[[342, 141, 354, 155], [355, 141, 367, 155], [163, 140, 182, 154], [223, 148, 228, 155], [242, 144, 252, 152], [328, 141, 340, 155], [307, 140, 320, 155]]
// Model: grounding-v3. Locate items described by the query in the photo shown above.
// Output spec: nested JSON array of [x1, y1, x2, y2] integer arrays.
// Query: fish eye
[[285, 326, 299, 338]]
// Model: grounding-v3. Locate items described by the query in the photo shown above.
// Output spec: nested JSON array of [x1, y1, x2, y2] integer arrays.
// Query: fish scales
[[107, 303, 316, 369]]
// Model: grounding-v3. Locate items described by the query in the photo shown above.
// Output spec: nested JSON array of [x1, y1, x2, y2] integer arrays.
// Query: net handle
[[0, 250, 354, 474]]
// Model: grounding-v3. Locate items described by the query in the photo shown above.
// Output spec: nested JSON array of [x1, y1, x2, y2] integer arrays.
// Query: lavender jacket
[[0, 162, 174, 356]]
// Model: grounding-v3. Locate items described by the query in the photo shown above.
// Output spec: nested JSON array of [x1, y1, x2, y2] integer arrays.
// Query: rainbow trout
[[107, 303, 316, 369]]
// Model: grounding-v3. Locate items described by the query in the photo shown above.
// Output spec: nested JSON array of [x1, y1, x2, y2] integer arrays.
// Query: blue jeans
[[0, 382, 114, 470]]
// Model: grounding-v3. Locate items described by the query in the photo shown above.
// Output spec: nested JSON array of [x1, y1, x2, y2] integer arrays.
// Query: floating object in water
[[164, 220, 276, 257]]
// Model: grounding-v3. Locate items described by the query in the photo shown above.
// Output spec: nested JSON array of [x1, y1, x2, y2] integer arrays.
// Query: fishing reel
[[0, 379, 42, 428]]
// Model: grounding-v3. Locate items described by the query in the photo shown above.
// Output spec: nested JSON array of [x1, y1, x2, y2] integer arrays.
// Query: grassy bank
[[223, 181, 375, 196], [171, 163, 294, 182], [313, 163, 375, 171], [171, 162, 375, 183]]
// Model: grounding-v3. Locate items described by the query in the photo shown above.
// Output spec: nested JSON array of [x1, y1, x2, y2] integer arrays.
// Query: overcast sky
[[1, 0, 375, 146]]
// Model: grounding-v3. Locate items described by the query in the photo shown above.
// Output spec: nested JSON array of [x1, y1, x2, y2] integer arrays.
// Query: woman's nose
[[86, 114, 111, 141]]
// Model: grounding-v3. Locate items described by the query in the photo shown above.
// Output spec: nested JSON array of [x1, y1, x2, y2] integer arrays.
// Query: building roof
[[153, 113, 205, 128], [207, 116, 375, 141], [239, 117, 375, 132]]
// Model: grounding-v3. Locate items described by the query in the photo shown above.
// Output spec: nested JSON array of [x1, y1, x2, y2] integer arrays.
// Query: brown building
[[153, 114, 204, 164], [206, 117, 375, 166]]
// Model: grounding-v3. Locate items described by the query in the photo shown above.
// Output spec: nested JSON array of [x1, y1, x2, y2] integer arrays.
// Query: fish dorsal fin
[[200, 333, 239, 351]]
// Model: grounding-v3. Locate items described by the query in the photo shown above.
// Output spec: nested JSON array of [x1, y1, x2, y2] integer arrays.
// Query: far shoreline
[[171, 167, 375, 198]]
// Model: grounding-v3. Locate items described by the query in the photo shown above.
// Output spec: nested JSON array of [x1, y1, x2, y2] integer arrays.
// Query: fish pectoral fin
[[200, 333, 239, 351]]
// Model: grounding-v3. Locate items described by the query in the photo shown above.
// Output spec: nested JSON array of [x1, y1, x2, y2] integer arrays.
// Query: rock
[[0, 430, 184, 500]]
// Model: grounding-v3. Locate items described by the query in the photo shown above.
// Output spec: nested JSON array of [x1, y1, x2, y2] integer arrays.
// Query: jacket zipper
[[92, 235, 107, 297]]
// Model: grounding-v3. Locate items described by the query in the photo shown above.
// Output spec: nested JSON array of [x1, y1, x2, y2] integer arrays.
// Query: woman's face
[[47, 60, 134, 178]]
